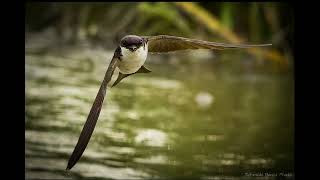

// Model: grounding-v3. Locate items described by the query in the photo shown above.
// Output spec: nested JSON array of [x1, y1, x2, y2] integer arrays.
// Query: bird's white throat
[[118, 46, 148, 74]]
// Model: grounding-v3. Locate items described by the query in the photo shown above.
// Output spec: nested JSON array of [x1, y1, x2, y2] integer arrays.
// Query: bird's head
[[120, 35, 144, 52]]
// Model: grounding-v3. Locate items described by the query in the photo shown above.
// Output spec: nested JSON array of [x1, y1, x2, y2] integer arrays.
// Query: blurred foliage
[[220, 2, 235, 30], [174, 2, 291, 67], [25, 2, 293, 67], [135, 3, 193, 36]]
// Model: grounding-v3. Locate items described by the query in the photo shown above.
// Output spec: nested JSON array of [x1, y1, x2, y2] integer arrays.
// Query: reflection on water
[[25, 45, 294, 179], [135, 129, 167, 147]]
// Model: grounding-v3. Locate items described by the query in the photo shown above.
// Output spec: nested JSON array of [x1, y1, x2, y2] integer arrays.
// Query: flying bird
[[66, 35, 271, 170]]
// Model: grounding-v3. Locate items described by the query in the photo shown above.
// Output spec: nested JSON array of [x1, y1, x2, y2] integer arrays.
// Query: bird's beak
[[127, 45, 138, 52]]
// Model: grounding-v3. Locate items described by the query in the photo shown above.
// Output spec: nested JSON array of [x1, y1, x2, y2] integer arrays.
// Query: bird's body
[[118, 44, 148, 74], [66, 35, 272, 170]]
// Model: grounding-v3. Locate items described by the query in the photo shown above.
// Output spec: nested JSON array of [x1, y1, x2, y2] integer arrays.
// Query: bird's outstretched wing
[[143, 35, 272, 53], [66, 47, 121, 170]]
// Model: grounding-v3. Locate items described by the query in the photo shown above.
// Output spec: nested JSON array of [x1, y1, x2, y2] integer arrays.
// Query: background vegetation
[[26, 2, 293, 65]]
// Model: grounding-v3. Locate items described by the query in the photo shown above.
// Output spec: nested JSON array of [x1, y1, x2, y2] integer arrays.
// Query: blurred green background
[[25, 2, 294, 180]]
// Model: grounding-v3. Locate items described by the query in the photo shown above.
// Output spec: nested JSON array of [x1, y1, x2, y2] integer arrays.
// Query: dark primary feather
[[66, 48, 121, 170], [144, 35, 272, 53]]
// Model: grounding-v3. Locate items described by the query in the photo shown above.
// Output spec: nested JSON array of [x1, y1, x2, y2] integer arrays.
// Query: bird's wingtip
[[250, 43, 272, 46], [66, 161, 73, 171], [255, 43, 272, 46]]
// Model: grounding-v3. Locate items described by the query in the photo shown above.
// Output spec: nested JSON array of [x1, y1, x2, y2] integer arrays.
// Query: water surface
[[25, 46, 294, 179]]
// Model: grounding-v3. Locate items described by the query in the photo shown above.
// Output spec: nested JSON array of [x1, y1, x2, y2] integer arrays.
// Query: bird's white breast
[[118, 45, 148, 74]]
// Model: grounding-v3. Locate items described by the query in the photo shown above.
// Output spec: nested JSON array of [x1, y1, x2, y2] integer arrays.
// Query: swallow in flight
[[66, 35, 271, 170]]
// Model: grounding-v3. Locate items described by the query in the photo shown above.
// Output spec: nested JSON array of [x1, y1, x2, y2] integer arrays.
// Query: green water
[[25, 47, 294, 180]]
